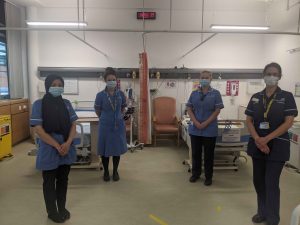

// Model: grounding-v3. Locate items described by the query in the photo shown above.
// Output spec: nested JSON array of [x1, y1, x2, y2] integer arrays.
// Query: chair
[[152, 96, 180, 146]]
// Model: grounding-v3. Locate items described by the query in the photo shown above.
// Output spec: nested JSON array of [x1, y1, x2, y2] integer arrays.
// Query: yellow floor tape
[[149, 214, 168, 225]]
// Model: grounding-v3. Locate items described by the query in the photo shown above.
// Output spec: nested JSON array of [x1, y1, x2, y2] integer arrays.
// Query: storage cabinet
[[0, 99, 30, 146], [10, 99, 30, 145], [0, 101, 11, 115]]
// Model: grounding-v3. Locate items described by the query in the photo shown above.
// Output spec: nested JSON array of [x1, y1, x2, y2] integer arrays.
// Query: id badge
[[259, 122, 270, 130]]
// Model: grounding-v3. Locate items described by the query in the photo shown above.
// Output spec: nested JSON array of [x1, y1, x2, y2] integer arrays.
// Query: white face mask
[[264, 75, 279, 86]]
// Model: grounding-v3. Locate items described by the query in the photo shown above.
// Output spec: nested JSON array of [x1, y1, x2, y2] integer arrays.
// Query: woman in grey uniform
[[245, 62, 298, 225]]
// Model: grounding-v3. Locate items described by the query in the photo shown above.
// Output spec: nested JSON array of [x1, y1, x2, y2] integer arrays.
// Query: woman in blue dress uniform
[[245, 62, 298, 225], [30, 75, 78, 223], [186, 70, 224, 186], [94, 67, 127, 182]]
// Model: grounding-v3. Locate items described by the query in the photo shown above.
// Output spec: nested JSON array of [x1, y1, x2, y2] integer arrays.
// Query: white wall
[[26, 0, 298, 119], [264, 0, 300, 120]]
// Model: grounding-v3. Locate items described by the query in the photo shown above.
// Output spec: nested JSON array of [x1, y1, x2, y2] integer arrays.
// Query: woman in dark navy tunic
[[30, 75, 78, 223], [94, 67, 127, 182], [245, 63, 298, 225]]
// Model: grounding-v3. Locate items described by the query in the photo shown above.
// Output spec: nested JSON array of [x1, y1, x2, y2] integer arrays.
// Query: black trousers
[[42, 165, 71, 215], [101, 156, 120, 173], [190, 135, 216, 180], [252, 158, 284, 225]]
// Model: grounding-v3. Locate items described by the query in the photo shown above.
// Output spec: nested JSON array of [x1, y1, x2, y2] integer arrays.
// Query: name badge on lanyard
[[260, 93, 276, 130], [259, 122, 270, 130]]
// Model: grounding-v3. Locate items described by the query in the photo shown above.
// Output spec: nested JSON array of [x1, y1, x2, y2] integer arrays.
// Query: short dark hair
[[104, 67, 117, 81], [263, 62, 282, 77]]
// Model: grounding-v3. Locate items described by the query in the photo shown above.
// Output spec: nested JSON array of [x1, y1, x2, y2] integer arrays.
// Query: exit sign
[[137, 12, 156, 20]]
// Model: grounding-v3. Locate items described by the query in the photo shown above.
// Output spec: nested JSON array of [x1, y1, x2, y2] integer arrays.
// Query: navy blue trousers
[[252, 158, 284, 225]]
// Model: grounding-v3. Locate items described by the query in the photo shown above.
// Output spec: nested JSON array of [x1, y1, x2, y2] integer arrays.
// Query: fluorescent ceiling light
[[210, 25, 269, 30], [26, 21, 88, 27], [287, 47, 300, 54]]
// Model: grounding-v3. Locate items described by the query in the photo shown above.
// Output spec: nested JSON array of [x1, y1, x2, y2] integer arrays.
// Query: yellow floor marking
[[149, 214, 168, 225]]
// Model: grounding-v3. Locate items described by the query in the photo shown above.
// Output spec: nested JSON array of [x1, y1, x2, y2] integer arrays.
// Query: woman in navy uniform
[[94, 67, 127, 182], [30, 75, 78, 223], [186, 70, 224, 186], [245, 62, 298, 225]]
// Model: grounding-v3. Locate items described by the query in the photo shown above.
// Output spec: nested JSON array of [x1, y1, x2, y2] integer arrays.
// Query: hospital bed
[[74, 100, 142, 167], [27, 101, 100, 169], [73, 101, 101, 169], [181, 117, 250, 171]]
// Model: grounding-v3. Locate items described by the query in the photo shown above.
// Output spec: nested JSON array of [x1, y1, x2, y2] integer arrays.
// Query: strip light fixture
[[26, 21, 88, 27], [210, 25, 270, 30], [287, 47, 300, 54]]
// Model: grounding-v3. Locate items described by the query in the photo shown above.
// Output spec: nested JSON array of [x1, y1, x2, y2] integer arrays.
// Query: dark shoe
[[48, 212, 65, 223], [103, 171, 110, 182], [113, 171, 120, 181], [59, 209, 70, 221], [252, 214, 266, 223], [204, 179, 212, 186], [189, 175, 199, 183]]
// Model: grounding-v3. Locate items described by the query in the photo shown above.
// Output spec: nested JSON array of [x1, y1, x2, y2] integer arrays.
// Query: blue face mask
[[199, 79, 210, 87], [49, 87, 64, 97], [107, 80, 117, 89]]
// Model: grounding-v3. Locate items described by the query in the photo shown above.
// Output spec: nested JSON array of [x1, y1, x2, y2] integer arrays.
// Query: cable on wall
[[169, 0, 173, 30], [298, 1, 300, 33], [67, 31, 108, 58], [179, 33, 217, 59], [201, 0, 205, 42], [82, 0, 86, 40]]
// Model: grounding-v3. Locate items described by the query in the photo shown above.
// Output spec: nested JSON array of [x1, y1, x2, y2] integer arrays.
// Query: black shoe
[[252, 214, 266, 223], [59, 209, 70, 221], [113, 171, 120, 181], [204, 179, 212, 186], [48, 212, 65, 223], [103, 171, 110, 182], [189, 175, 199, 183]]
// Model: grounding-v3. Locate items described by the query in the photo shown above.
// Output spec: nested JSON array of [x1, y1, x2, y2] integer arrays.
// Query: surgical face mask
[[106, 80, 117, 89], [199, 79, 210, 87], [49, 87, 64, 97], [264, 75, 279, 86]]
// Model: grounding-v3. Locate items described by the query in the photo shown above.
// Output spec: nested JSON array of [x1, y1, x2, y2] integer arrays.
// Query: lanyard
[[199, 89, 208, 102], [106, 92, 117, 112], [263, 93, 276, 119], [106, 91, 118, 129]]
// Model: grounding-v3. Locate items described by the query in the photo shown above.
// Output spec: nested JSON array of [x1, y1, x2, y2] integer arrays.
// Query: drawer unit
[[10, 99, 29, 115], [0, 99, 30, 145], [0, 101, 11, 115], [11, 111, 30, 145]]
